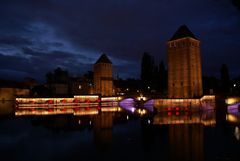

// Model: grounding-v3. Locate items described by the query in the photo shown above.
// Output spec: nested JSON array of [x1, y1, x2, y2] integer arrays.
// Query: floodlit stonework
[[93, 54, 114, 96], [167, 25, 203, 98]]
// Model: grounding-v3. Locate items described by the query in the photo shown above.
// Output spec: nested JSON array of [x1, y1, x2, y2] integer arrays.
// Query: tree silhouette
[[232, 0, 240, 10], [141, 52, 155, 92], [220, 64, 230, 93], [141, 52, 154, 81], [159, 61, 167, 94]]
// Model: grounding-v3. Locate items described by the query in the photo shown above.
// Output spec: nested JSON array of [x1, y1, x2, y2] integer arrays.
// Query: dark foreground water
[[0, 103, 240, 161]]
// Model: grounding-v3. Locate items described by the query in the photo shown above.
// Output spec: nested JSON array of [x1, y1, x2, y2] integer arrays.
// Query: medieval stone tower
[[167, 25, 203, 98], [93, 54, 114, 96]]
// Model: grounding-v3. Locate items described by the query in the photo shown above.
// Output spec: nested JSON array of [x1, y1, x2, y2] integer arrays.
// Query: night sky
[[0, 0, 239, 82]]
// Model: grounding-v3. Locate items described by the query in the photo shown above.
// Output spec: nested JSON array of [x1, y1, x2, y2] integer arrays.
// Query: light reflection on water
[[0, 101, 240, 161]]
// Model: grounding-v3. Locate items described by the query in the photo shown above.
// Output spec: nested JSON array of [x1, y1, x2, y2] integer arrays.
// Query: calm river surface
[[0, 101, 240, 161]]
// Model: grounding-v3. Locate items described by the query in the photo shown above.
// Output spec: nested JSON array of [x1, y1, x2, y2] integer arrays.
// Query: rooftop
[[169, 25, 198, 41], [95, 54, 112, 64]]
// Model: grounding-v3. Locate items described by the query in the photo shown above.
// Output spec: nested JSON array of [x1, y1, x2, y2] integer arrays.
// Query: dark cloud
[[0, 0, 240, 81], [0, 36, 32, 46], [0, 48, 93, 82], [21, 47, 94, 63]]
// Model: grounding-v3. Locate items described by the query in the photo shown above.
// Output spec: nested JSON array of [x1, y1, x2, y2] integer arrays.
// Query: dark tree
[[220, 64, 230, 93], [46, 67, 69, 83], [202, 76, 219, 94], [141, 52, 154, 91], [54, 67, 69, 83], [83, 71, 93, 86], [159, 61, 167, 94], [45, 67, 70, 96], [46, 72, 54, 84], [141, 52, 154, 81], [232, 0, 240, 10], [31, 85, 51, 97]]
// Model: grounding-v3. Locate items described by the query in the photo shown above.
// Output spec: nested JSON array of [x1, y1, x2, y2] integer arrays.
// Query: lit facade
[[0, 87, 30, 101], [93, 54, 114, 96], [167, 25, 203, 98]]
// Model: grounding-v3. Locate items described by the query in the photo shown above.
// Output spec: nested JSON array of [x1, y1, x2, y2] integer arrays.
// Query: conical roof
[[169, 25, 198, 41], [95, 54, 112, 64]]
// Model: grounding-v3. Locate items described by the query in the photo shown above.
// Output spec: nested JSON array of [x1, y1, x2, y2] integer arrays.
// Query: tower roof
[[95, 54, 112, 64], [169, 25, 198, 41]]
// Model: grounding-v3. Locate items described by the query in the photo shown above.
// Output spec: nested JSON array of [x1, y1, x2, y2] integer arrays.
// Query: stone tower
[[94, 54, 114, 96], [167, 25, 203, 98]]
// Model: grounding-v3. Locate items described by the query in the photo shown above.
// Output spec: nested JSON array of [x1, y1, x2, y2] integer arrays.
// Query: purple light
[[131, 107, 136, 113], [120, 98, 154, 113], [144, 99, 154, 112], [119, 98, 135, 112], [228, 103, 240, 115]]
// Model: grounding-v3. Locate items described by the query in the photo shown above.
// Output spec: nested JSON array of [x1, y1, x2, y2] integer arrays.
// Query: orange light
[[74, 108, 79, 112], [48, 108, 53, 112], [73, 99, 78, 103], [48, 100, 53, 104]]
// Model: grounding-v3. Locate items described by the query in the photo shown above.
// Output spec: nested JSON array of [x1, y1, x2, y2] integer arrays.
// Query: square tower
[[167, 25, 203, 98], [94, 54, 114, 96]]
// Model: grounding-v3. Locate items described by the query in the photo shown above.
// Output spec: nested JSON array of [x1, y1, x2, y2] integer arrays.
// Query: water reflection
[[234, 126, 240, 141], [153, 110, 216, 126], [1, 99, 240, 161], [140, 110, 215, 161], [93, 113, 113, 151], [169, 124, 203, 161]]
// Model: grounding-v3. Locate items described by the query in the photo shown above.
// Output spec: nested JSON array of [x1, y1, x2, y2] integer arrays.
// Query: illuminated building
[[167, 25, 203, 98], [93, 54, 114, 96], [0, 79, 30, 101]]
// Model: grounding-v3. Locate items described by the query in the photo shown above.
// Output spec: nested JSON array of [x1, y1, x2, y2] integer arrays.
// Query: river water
[[0, 101, 240, 161]]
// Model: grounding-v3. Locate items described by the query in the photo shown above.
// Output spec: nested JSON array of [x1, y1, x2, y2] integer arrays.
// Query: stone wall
[[0, 88, 30, 101], [167, 38, 203, 98], [94, 63, 114, 96]]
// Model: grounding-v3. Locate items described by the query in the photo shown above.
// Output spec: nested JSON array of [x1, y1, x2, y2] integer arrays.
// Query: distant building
[[0, 80, 30, 101], [167, 25, 203, 98], [70, 77, 93, 95], [46, 67, 70, 96], [45, 67, 94, 97], [93, 54, 114, 96], [50, 83, 69, 96]]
